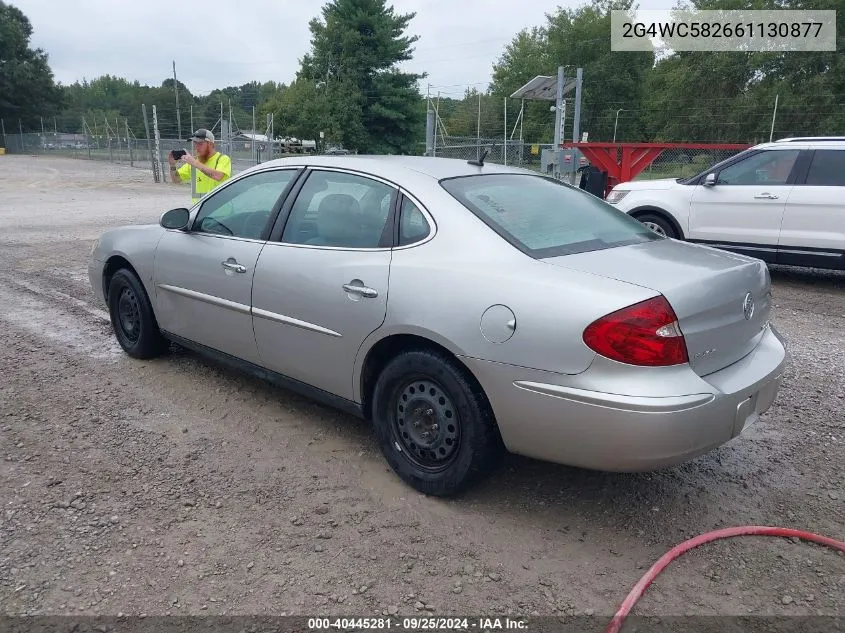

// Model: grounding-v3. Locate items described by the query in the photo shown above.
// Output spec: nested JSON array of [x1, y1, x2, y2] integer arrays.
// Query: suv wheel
[[635, 212, 678, 239]]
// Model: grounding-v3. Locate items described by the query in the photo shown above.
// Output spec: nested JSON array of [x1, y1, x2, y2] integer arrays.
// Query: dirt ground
[[1, 155, 843, 624]]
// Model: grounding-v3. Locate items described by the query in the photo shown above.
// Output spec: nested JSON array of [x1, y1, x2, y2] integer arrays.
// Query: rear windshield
[[440, 173, 663, 258]]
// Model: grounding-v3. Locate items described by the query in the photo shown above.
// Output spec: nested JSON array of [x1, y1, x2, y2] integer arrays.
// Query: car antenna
[[467, 142, 496, 167]]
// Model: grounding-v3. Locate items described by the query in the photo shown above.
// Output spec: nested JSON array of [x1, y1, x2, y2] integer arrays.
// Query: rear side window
[[398, 197, 431, 246], [440, 173, 661, 258], [804, 150, 845, 186]]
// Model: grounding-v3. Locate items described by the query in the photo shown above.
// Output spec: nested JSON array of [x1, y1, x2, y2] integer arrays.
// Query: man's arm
[[168, 152, 187, 184], [183, 152, 229, 182]]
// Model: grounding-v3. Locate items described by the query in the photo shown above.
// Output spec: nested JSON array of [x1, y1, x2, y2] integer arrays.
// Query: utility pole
[[173, 60, 182, 140]]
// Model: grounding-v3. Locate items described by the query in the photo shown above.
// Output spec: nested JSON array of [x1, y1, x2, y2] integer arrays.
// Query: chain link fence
[[430, 136, 556, 172], [635, 146, 749, 181], [2, 115, 749, 192], [0, 130, 315, 179]]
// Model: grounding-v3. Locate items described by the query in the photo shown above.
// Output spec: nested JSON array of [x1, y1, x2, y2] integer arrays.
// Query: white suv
[[606, 137, 845, 271]]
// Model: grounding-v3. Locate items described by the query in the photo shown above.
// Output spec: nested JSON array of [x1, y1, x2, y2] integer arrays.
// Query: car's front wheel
[[370, 349, 504, 497], [107, 268, 168, 359]]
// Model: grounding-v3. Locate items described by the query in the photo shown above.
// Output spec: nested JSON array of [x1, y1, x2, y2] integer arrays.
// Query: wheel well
[[359, 334, 493, 423], [102, 256, 139, 302], [630, 207, 685, 239]]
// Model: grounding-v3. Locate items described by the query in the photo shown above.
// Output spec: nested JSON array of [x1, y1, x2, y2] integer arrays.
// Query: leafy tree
[[0, 1, 63, 130], [489, 0, 653, 143], [273, 0, 426, 153]]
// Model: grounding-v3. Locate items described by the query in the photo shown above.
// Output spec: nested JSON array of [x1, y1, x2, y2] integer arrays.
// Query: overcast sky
[[14, 0, 672, 98]]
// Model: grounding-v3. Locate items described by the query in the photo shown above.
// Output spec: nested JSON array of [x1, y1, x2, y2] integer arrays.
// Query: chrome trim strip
[[261, 241, 392, 253], [778, 248, 840, 257], [709, 243, 841, 258], [252, 307, 342, 338], [513, 381, 715, 413], [156, 284, 251, 315]]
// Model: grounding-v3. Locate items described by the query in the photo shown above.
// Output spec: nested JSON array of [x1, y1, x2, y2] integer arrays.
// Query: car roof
[[252, 154, 536, 181], [755, 137, 845, 150]]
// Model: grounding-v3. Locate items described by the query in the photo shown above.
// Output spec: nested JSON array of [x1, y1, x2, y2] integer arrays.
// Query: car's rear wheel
[[107, 269, 168, 359], [635, 212, 678, 239], [370, 349, 504, 497]]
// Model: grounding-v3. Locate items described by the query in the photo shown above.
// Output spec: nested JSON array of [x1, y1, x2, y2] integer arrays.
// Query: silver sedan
[[88, 155, 787, 496]]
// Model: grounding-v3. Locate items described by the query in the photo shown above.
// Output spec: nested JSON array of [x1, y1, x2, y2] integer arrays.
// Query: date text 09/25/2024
[[308, 617, 528, 630]]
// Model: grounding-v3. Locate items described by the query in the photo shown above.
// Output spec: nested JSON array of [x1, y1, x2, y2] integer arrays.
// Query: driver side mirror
[[703, 173, 717, 187], [160, 207, 191, 230]]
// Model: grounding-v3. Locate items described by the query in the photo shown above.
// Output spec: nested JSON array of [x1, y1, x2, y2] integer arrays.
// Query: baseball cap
[[188, 128, 215, 142]]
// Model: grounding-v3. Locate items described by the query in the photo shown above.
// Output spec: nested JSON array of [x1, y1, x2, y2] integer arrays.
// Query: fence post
[[476, 94, 481, 161], [266, 113, 272, 162], [82, 117, 91, 159], [152, 106, 163, 184], [19, 119, 24, 152], [108, 115, 114, 164], [126, 119, 134, 167], [1, 119, 6, 149], [503, 98, 507, 166], [142, 105, 157, 182], [572, 67, 584, 184], [425, 106, 434, 157]]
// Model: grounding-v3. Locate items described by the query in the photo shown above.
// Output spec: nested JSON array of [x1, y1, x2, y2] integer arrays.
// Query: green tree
[[490, 0, 653, 143], [276, 0, 426, 153], [0, 1, 63, 130]]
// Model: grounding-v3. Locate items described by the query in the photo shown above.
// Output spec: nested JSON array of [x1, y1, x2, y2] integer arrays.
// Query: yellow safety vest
[[177, 152, 232, 204]]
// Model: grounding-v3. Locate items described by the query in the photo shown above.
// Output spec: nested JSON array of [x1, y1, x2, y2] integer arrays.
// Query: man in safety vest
[[169, 128, 232, 205]]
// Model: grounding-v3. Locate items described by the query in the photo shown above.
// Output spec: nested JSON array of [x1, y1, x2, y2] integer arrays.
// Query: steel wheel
[[642, 220, 668, 237], [391, 377, 461, 472], [370, 348, 505, 497], [116, 286, 141, 343], [107, 268, 168, 359]]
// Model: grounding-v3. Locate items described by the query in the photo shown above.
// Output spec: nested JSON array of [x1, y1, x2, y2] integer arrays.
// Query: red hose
[[605, 526, 845, 633]]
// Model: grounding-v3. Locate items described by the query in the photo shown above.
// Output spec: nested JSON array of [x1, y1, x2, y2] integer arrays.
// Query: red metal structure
[[561, 142, 752, 197]]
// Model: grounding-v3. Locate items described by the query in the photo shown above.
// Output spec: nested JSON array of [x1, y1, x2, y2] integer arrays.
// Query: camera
[[171, 149, 186, 160]]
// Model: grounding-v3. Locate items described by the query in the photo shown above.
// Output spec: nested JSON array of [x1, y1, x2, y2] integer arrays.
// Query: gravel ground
[[1, 155, 843, 624]]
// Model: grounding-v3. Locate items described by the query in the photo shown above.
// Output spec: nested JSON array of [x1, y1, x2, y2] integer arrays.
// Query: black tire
[[635, 212, 678, 239], [370, 349, 504, 497], [107, 268, 168, 359]]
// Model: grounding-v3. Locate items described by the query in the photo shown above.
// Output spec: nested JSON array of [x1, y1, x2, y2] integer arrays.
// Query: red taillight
[[583, 296, 689, 367]]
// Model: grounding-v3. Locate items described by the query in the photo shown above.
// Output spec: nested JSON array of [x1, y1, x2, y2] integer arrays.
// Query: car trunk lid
[[542, 238, 772, 376]]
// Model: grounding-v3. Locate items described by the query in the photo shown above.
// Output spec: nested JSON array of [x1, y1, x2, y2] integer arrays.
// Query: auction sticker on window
[[611, 9, 837, 52]]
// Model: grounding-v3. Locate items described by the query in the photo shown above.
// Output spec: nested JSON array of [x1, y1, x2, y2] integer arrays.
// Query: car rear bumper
[[461, 324, 786, 472]]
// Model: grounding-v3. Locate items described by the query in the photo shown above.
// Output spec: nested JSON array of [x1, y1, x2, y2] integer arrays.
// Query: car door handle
[[342, 283, 378, 298], [221, 260, 247, 273], [754, 193, 779, 199]]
